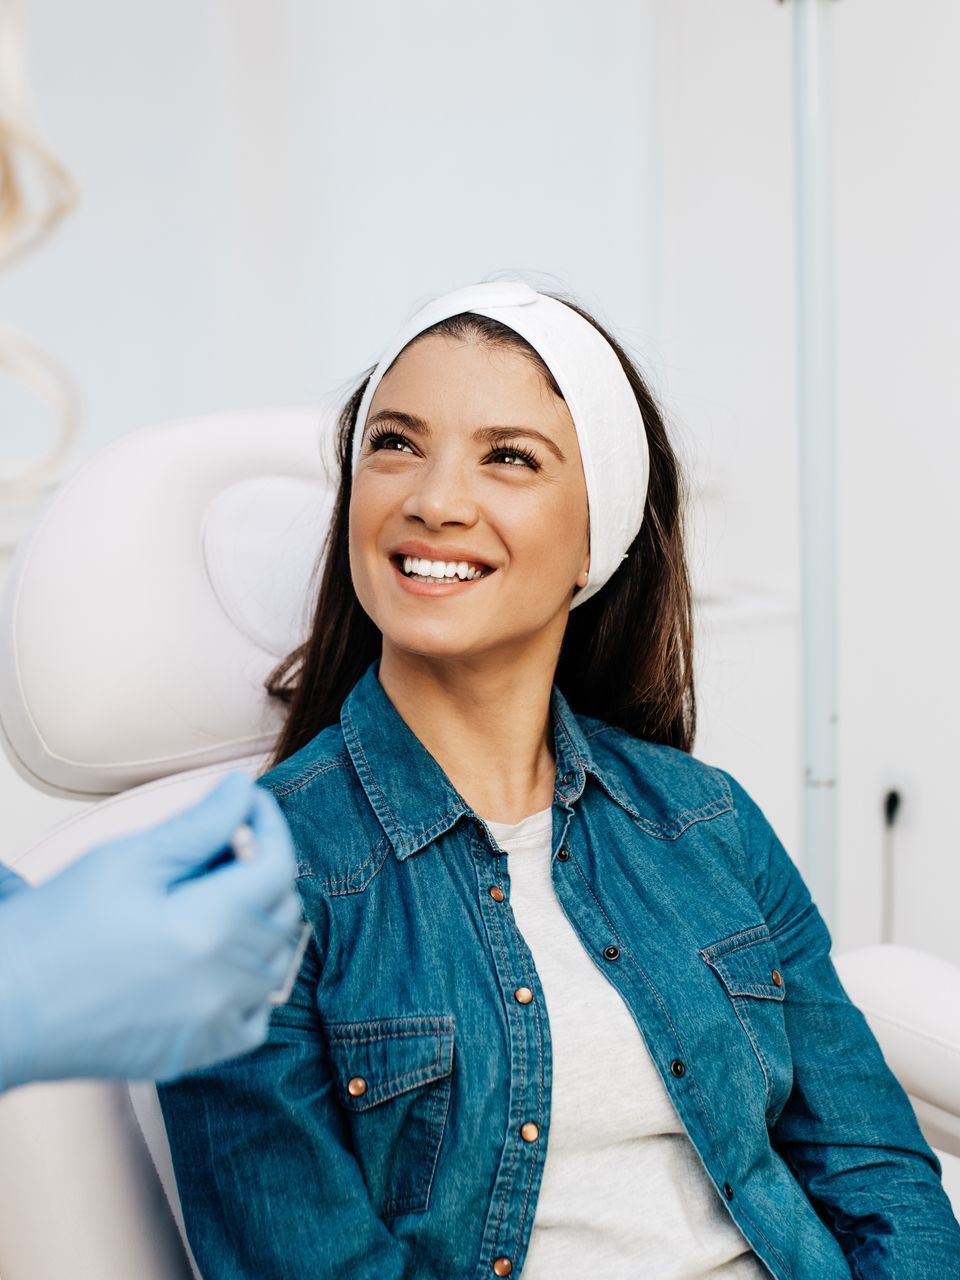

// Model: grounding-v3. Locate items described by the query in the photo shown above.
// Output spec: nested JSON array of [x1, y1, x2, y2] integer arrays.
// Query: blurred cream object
[[0, 0, 81, 531]]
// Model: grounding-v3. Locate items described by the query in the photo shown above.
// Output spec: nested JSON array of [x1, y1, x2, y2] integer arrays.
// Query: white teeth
[[399, 555, 487, 581]]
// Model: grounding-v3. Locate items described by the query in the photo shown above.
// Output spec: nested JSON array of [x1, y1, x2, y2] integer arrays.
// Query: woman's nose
[[400, 455, 479, 526]]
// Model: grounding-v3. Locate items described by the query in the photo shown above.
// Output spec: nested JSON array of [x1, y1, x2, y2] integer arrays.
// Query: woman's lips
[[389, 555, 495, 596]]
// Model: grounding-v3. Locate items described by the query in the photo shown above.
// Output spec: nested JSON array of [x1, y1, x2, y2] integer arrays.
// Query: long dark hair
[[262, 290, 696, 771]]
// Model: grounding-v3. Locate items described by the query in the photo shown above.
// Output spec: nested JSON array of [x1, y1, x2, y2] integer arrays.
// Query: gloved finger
[[0, 862, 30, 901], [149, 773, 258, 888], [180, 873, 304, 965], [226, 902, 305, 970], [259, 935, 303, 991], [156, 1005, 268, 1079], [247, 785, 297, 885], [237, 1001, 274, 1055], [249, 915, 308, 980], [264, 913, 311, 967], [195, 998, 276, 1066], [209, 787, 298, 912], [266, 890, 305, 939]]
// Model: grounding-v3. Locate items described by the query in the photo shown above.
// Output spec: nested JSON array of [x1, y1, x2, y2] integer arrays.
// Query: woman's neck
[[377, 642, 560, 824]]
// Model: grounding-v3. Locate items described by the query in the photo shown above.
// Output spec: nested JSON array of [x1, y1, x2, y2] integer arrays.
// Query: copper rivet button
[[493, 1258, 513, 1277], [556, 846, 570, 862], [347, 1076, 367, 1097], [520, 1122, 539, 1142], [514, 986, 533, 1004], [670, 1059, 685, 1078], [603, 944, 621, 961], [771, 969, 783, 986], [723, 1182, 734, 1200], [488, 885, 505, 902]]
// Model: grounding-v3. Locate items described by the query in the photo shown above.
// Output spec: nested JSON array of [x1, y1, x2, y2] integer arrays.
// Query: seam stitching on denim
[[266, 753, 349, 798], [319, 833, 389, 893]]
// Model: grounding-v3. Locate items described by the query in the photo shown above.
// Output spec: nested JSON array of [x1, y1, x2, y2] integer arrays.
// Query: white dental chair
[[0, 409, 957, 1279]]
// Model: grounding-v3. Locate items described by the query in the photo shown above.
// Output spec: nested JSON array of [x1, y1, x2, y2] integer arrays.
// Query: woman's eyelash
[[366, 425, 541, 470], [490, 439, 541, 469]]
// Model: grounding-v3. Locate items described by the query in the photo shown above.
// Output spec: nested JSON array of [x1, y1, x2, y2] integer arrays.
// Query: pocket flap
[[323, 1014, 455, 1111], [699, 924, 786, 1001]]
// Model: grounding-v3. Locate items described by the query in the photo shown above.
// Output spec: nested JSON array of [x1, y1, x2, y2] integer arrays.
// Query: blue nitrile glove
[[0, 863, 29, 901], [0, 773, 305, 1092]]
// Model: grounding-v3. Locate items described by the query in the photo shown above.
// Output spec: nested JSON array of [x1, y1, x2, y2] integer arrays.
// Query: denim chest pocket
[[322, 1014, 455, 1220], [699, 924, 794, 1125]]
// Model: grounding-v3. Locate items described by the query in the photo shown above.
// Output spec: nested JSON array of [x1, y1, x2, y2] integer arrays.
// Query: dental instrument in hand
[[231, 820, 312, 1005]]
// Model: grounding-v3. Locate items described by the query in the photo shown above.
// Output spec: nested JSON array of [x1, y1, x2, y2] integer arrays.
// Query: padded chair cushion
[[0, 409, 337, 798], [834, 944, 960, 1124]]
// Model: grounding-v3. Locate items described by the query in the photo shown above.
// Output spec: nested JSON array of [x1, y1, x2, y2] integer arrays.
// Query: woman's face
[[348, 332, 590, 663]]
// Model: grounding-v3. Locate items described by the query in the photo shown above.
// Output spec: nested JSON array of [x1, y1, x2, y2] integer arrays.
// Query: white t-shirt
[[483, 806, 770, 1280]]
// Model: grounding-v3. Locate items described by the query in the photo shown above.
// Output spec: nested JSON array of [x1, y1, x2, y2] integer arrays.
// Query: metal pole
[[791, 0, 838, 929]]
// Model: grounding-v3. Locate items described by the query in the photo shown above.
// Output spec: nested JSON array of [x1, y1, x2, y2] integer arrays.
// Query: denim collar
[[340, 657, 641, 861]]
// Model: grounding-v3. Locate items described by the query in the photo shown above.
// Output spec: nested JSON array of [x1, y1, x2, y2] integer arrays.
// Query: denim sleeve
[[718, 768, 960, 1278], [156, 925, 410, 1280]]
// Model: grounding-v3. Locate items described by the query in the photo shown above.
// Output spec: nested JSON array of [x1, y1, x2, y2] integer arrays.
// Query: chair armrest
[[833, 943, 960, 1117]]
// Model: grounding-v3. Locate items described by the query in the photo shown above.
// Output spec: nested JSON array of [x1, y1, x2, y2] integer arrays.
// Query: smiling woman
[[347, 327, 599, 732], [264, 280, 694, 788], [156, 279, 960, 1280]]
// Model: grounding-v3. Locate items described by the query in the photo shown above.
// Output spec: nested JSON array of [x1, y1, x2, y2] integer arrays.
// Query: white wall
[[832, 0, 960, 958], [2, 0, 663, 451], [2, 0, 958, 963], [650, 0, 802, 917], [653, 0, 960, 964]]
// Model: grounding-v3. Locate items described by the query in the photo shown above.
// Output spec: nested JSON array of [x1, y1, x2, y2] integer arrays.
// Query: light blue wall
[[2, 0, 662, 454]]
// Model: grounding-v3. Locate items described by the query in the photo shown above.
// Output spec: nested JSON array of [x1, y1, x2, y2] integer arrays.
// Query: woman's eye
[[369, 430, 415, 454], [367, 429, 539, 470], [490, 446, 540, 470]]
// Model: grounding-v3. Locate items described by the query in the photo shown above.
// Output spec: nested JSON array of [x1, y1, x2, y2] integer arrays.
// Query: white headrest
[[0, 408, 340, 798]]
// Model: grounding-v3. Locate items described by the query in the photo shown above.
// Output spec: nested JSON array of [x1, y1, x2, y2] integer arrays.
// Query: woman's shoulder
[[256, 723, 387, 880], [575, 712, 736, 838], [256, 722, 351, 802]]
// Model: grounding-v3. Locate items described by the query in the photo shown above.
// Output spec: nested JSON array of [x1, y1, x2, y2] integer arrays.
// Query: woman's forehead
[[370, 332, 575, 436]]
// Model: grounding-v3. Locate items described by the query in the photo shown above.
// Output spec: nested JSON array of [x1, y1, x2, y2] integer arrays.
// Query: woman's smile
[[389, 553, 497, 596]]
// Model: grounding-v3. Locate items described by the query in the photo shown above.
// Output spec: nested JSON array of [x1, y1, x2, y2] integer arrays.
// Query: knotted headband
[[350, 280, 649, 609]]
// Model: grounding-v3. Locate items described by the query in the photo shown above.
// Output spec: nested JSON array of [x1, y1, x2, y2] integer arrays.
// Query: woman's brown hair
[[262, 290, 696, 771]]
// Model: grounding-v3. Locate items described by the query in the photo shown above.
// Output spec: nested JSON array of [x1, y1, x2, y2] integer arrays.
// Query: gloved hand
[[0, 862, 29, 901], [0, 772, 304, 1091]]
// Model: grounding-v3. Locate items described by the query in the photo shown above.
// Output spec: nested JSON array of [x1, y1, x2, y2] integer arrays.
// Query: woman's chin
[[381, 625, 488, 660]]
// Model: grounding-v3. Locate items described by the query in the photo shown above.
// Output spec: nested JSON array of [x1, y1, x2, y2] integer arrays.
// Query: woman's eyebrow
[[366, 409, 567, 464]]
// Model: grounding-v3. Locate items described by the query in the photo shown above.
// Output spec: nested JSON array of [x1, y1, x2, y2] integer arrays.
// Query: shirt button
[[488, 886, 505, 902], [493, 1258, 513, 1276], [556, 846, 570, 861], [670, 1059, 685, 1078], [771, 969, 783, 986], [603, 944, 621, 961], [520, 1122, 539, 1142], [723, 1182, 735, 1200], [514, 987, 533, 1004], [347, 1076, 367, 1097]]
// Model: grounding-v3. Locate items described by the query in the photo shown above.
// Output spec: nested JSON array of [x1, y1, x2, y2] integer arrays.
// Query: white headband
[[350, 280, 649, 609]]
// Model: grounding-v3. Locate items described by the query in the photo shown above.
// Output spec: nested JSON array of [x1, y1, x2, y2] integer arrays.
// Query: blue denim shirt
[[158, 657, 960, 1279]]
